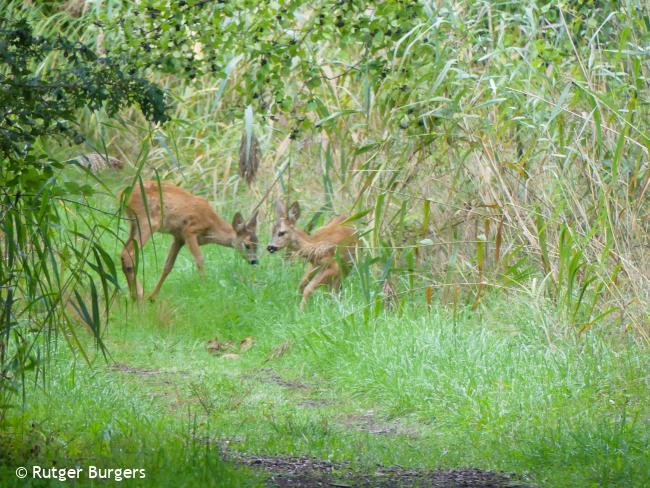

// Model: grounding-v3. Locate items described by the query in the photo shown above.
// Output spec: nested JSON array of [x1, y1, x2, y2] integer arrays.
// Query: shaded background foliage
[[103, 0, 648, 335], [0, 2, 647, 486], [0, 16, 168, 412], [1, 0, 649, 413]]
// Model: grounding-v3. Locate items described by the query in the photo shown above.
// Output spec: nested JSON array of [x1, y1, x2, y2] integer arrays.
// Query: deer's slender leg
[[184, 233, 205, 275], [121, 224, 138, 300], [121, 221, 153, 301], [300, 263, 339, 309], [148, 237, 184, 301], [298, 263, 317, 293], [331, 276, 342, 292]]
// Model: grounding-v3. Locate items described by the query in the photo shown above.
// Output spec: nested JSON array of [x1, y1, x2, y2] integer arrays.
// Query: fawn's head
[[232, 211, 259, 264], [267, 199, 301, 253]]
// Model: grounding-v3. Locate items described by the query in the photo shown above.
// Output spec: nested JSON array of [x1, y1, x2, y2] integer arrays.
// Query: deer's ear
[[232, 212, 246, 233], [287, 201, 301, 223], [247, 210, 258, 230], [274, 198, 285, 218]]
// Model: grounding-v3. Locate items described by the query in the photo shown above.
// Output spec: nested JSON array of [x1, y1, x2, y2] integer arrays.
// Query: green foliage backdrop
[[0, 2, 648, 486], [0, 16, 168, 413], [104, 0, 648, 335], [1, 0, 648, 415]]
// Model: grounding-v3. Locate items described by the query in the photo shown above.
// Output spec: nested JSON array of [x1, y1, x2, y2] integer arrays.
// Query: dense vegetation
[[1, 0, 648, 486], [0, 13, 168, 416], [105, 0, 649, 335]]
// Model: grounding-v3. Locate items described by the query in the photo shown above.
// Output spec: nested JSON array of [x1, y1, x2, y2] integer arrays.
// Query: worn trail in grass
[[4, 239, 649, 487]]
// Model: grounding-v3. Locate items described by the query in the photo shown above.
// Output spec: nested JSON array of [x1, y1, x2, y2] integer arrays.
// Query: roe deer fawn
[[267, 200, 356, 306], [121, 180, 258, 301]]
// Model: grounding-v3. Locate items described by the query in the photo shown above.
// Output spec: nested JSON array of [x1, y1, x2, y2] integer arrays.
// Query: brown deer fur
[[267, 200, 356, 306], [120, 180, 258, 301]]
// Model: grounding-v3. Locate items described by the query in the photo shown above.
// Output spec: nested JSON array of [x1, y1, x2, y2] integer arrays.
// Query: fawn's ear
[[232, 212, 246, 233], [274, 198, 285, 218], [287, 201, 301, 223], [247, 210, 258, 230]]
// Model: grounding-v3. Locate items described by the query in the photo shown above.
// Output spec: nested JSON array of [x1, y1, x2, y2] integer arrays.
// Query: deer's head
[[267, 199, 300, 253], [232, 211, 259, 264]]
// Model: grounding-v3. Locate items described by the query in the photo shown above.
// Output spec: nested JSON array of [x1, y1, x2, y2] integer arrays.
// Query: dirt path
[[110, 363, 531, 487], [231, 453, 528, 487]]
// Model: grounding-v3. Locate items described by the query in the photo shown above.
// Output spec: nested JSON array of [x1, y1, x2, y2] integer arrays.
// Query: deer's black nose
[[250, 259, 258, 265], [267, 245, 277, 253]]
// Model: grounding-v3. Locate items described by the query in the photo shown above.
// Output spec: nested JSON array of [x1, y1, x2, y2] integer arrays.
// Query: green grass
[[3, 235, 648, 487], [1, 1, 649, 486]]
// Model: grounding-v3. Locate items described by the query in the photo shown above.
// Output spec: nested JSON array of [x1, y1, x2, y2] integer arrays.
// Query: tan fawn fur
[[267, 200, 356, 306], [120, 180, 258, 301]]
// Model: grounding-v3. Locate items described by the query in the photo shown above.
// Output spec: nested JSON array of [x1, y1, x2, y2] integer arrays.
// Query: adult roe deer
[[267, 200, 356, 306], [121, 180, 258, 301]]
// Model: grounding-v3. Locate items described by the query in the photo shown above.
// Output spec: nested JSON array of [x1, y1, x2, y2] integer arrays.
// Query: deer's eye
[[244, 244, 250, 250], [278, 231, 286, 237]]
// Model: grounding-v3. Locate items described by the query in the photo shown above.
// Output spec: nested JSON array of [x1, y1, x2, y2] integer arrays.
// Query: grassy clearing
[[2, 1, 649, 487], [3, 229, 648, 486]]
